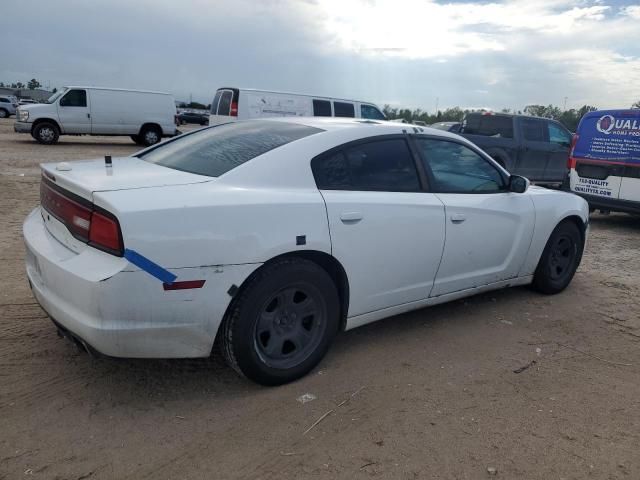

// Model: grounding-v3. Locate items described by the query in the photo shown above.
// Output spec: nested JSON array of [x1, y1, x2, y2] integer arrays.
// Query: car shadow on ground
[[589, 213, 640, 231], [52, 285, 538, 403]]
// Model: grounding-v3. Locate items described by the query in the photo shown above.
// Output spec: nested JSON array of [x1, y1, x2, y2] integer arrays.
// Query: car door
[[56, 88, 91, 133], [516, 117, 550, 181], [414, 137, 535, 297], [313, 136, 446, 317], [545, 121, 572, 182]]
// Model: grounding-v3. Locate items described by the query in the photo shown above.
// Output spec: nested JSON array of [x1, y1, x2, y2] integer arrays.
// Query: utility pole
[[435, 97, 439, 115], [563, 96, 568, 110]]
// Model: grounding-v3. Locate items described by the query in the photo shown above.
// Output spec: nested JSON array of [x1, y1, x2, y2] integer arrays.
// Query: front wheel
[[33, 122, 60, 145], [0, 109, 8, 118], [140, 126, 161, 146], [532, 221, 583, 294], [222, 258, 340, 386]]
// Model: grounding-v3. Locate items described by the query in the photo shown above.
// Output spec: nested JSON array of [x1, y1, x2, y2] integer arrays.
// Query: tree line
[[0, 79, 43, 90], [384, 102, 640, 132]]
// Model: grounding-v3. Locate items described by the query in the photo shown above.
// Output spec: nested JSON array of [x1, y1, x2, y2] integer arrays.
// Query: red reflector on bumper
[[163, 280, 206, 291]]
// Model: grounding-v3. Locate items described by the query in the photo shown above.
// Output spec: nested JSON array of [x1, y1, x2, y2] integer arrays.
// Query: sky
[[1, 0, 639, 112]]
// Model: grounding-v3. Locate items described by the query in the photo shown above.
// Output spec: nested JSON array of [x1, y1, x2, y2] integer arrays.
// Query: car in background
[[209, 87, 386, 126], [0, 95, 18, 118], [14, 86, 178, 146], [568, 109, 640, 214], [24, 117, 588, 385], [458, 112, 572, 185], [177, 111, 209, 126], [18, 98, 37, 105], [430, 121, 461, 132]]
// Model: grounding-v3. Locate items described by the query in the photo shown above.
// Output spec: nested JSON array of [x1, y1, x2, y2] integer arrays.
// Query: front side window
[[140, 121, 322, 177], [360, 104, 386, 120], [0, 98, 8, 103], [548, 122, 571, 146], [417, 138, 505, 193], [313, 99, 332, 117], [59, 89, 87, 107], [217, 90, 232, 115], [312, 138, 420, 191], [334, 102, 355, 118], [521, 118, 546, 142]]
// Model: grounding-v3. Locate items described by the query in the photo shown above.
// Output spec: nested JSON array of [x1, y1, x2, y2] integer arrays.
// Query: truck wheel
[[532, 221, 583, 294], [33, 122, 60, 145], [0, 109, 8, 118], [222, 258, 340, 386], [130, 135, 144, 145], [140, 126, 161, 146]]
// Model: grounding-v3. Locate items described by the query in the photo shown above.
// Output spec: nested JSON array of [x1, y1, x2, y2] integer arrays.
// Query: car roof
[[63, 86, 172, 95]]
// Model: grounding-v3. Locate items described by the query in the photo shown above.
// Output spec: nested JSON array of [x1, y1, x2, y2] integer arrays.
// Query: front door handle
[[340, 212, 363, 223], [450, 213, 466, 223]]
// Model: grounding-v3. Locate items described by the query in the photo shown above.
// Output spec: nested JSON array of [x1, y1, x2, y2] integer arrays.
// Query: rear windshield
[[462, 115, 514, 138], [138, 121, 323, 177]]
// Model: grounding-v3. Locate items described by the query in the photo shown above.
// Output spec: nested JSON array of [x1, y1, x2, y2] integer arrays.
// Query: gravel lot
[[1, 117, 639, 480]]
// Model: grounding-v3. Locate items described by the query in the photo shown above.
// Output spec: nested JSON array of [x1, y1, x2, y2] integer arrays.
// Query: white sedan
[[24, 118, 589, 385]]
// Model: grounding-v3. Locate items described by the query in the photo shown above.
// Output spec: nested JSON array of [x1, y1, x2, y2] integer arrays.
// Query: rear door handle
[[340, 212, 363, 223], [450, 213, 466, 223]]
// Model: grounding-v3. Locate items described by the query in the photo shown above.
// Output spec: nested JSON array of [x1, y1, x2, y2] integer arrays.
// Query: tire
[[532, 221, 583, 294], [222, 258, 340, 386], [33, 122, 60, 145], [140, 125, 161, 146], [130, 134, 144, 145], [0, 109, 8, 119]]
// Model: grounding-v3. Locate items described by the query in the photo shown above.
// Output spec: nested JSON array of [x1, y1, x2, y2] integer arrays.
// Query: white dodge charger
[[24, 118, 589, 385]]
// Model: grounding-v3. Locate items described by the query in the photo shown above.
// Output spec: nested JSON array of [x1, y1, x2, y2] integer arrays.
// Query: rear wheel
[[222, 258, 340, 386], [130, 134, 144, 145], [140, 125, 161, 146], [33, 122, 59, 145], [0, 109, 8, 118], [532, 221, 583, 294]]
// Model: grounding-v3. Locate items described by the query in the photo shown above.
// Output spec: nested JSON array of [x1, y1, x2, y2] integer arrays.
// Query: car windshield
[[46, 88, 67, 104], [138, 120, 323, 177]]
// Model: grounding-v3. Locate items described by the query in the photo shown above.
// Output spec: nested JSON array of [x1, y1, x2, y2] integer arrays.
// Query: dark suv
[[458, 113, 572, 185]]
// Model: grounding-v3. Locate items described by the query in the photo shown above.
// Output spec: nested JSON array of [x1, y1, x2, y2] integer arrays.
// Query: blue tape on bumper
[[124, 249, 177, 284]]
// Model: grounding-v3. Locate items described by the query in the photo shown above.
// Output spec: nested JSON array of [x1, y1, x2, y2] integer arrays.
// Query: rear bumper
[[14, 121, 31, 133], [24, 207, 258, 358], [572, 192, 640, 215]]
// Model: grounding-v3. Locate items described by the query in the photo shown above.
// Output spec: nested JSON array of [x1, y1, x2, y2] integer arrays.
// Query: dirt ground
[[1, 117, 639, 480]]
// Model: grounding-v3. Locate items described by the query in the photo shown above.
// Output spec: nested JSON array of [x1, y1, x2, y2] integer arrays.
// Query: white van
[[209, 87, 386, 125], [568, 109, 640, 214], [14, 86, 178, 146]]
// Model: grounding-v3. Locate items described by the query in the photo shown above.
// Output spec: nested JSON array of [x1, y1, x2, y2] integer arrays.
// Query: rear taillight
[[89, 211, 123, 254], [40, 178, 123, 256], [230, 101, 238, 117], [567, 134, 579, 169]]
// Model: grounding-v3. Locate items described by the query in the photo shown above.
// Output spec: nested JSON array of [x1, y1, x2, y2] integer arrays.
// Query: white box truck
[[14, 86, 178, 146], [209, 87, 387, 126]]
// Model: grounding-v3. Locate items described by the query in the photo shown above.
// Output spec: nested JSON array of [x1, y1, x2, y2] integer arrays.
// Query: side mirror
[[509, 175, 529, 193]]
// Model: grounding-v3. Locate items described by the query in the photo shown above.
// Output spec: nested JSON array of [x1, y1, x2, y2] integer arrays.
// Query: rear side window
[[462, 115, 513, 138], [334, 102, 355, 118], [0, 98, 8, 103], [417, 138, 505, 193], [217, 91, 232, 115], [139, 121, 323, 177], [313, 100, 332, 117], [521, 118, 546, 142], [360, 104, 386, 120], [312, 138, 420, 191], [59, 89, 87, 107], [210, 91, 222, 114]]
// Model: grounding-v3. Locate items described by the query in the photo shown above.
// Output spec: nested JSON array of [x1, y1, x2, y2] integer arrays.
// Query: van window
[[217, 91, 233, 116], [313, 100, 332, 117], [521, 118, 546, 142], [463, 115, 513, 138], [59, 89, 87, 107], [361, 104, 386, 120], [312, 138, 420, 191], [334, 102, 355, 118], [210, 91, 222, 115], [548, 122, 571, 146], [139, 120, 323, 177]]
